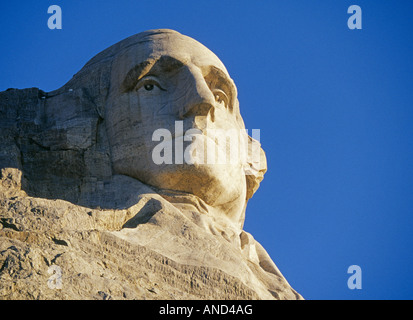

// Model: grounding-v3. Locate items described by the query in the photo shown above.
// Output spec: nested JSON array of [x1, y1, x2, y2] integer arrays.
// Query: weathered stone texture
[[0, 29, 302, 300]]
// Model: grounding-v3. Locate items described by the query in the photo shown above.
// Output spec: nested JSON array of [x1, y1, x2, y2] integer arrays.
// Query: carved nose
[[178, 68, 216, 120]]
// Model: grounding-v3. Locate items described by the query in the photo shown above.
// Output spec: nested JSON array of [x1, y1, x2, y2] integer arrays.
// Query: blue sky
[[1, 1, 413, 299]]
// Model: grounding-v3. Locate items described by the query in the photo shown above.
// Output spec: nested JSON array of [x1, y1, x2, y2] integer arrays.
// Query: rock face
[[0, 29, 302, 300]]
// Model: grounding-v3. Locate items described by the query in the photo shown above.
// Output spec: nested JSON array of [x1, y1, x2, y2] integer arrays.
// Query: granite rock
[[0, 29, 302, 300]]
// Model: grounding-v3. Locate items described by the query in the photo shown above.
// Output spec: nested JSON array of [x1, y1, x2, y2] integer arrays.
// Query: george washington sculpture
[[0, 29, 302, 299]]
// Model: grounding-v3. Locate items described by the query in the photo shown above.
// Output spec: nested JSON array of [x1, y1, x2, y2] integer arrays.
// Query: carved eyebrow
[[122, 56, 184, 92], [204, 66, 237, 106], [121, 56, 236, 103]]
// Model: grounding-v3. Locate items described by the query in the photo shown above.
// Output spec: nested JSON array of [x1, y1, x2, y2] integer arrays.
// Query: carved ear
[[244, 135, 267, 200]]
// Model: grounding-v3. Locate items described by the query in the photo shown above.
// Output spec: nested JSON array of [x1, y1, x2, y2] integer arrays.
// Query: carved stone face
[[105, 30, 248, 212]]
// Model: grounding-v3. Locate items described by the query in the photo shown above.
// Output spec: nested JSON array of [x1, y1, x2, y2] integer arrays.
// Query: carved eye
[[135, 76, 165, 92], [144, 84, 154, 91], [213, 89, 229, 108]]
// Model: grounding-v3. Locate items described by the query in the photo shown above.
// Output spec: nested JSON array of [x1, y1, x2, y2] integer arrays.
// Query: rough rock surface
[[0, 30, 303, 300], [0, 168, 301, 300]]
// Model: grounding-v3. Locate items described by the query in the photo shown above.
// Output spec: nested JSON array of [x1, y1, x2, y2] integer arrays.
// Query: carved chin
[[115, 160, 245, 207], [161, 167, 244, 207]]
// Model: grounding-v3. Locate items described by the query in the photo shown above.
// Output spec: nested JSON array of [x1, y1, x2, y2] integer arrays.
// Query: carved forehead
[[60, 29, 233, 98], [108, 30, 230, 90], [144, 32, 228, 72]]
